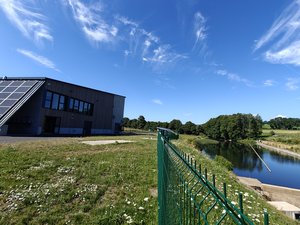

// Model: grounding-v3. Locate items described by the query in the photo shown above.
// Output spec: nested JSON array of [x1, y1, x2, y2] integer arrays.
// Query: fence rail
[[157, 127, 269, 225]]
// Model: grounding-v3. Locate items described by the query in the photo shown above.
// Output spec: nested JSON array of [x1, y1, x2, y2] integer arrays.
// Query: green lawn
[[0, 135, 158, 225], [0, 133, 298, 224]]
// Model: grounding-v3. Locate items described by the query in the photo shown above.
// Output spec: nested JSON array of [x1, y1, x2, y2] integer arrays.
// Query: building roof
[[3, 77, 126, 98], [0, 78, 45, 126]]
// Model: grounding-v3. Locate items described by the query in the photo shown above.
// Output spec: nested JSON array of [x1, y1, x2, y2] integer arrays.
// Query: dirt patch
[[149, 188, 158, 198], [81, 140, 134, 145]]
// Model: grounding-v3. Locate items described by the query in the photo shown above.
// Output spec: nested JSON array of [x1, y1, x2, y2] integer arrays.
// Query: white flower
[[144, 197, 149, 202], [138, 206, 144, 210]]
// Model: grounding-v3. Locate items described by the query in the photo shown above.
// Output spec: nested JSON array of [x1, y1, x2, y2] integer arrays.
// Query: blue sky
[[1, 0, 300, 124]]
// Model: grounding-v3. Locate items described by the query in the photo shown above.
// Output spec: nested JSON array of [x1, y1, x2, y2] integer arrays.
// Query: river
[[199, 142, 300, 189]]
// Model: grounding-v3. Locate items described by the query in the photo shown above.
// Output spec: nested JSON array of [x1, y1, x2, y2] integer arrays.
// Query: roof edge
[[3, 76, 126, 98]]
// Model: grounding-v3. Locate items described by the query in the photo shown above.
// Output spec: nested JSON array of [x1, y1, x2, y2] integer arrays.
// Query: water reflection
[[201, 142, 263, 171], [198, 142, 300, 189]]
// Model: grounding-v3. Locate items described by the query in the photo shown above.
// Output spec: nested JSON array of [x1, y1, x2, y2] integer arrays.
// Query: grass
[[262, 129, 300, 154], [0, 135, 157, 225], [0, 132, 298, 224]]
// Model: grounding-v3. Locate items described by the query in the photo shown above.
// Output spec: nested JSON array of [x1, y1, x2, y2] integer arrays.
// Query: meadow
[[0, 132, 298, 224], [262, 129, 300, 154]]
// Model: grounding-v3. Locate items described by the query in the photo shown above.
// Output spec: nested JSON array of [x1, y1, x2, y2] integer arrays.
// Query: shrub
[[214, 156, 233, 171]]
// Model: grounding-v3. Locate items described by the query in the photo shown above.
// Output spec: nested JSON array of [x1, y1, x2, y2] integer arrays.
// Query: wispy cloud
[[116, 15, 187, 70], [143, 45, 187, 65], [193, 11, 207, 48], [66, 0, 118, 43], [263, 79, 276, 87], [285, 77, 299, 90], [0, 0, 52, 45], [254, 0, 300, 66], [152, 99, 163, 105], [215, 69, 252, 86], [17, 48, 60, 72]]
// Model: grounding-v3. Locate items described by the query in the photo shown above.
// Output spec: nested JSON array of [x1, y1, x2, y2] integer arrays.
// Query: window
[[44, 90, 93, 116], [74, 99, 79, 112], [88, 104, 94, 116], [83, 102, 88, 114], [59, 95, 65, 110], [44, 91, 52, 108], [44, 91, 66, 111], [51, 93, 59, 110], [69, 98, 74, 111], [79, 101, 84, 113]]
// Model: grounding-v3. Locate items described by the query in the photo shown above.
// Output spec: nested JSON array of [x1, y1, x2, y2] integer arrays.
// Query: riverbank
[[238, 176, 300, 220], [256, 141, 300, 160]]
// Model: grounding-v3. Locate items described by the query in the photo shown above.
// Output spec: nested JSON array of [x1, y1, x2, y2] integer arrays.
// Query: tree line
[[268, 117, 300, 130], [122, 116, 203, 135], [123, 114, 300, 140], [202, 114, 263, 140]]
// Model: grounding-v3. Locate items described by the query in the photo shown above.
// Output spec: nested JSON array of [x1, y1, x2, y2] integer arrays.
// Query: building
[[0, 77, 125, 136]]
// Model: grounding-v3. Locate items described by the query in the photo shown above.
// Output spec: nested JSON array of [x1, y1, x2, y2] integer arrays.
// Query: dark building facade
[[0, 77, 125, 136]]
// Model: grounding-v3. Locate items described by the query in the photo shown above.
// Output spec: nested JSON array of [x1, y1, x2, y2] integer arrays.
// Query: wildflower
[[138, 207, 144, 210], [144, 197, 149, 202]]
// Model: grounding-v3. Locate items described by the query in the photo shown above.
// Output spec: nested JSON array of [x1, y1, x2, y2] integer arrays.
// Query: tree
[[137, 115, 146, 129], [122, 117, 130, 127], [168, 119, 183, 133]]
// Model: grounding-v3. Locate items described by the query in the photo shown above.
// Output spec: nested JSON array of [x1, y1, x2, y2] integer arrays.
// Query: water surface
[[200, 142, 300, 189]]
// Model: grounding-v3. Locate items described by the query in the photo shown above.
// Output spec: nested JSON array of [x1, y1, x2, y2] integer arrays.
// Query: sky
[[0, 0, 300, 124]]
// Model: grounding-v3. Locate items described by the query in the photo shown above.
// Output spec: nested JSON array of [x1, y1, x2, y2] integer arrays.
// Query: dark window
[[79, 101, 84, 113], [83, 102, 88, 114], [74, 99, 79, 112], [59, 95, 65, 110], [44, 91, 52, 108], [69, 98, 74, 111], [51, 93, 59, 110], [88, 104, 94, 116]]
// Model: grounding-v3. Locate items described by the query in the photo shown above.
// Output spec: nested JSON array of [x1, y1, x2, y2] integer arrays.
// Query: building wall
[[7, 88, 44, 135], [112, 95, 125, 132], [6, 78, 125, 136]]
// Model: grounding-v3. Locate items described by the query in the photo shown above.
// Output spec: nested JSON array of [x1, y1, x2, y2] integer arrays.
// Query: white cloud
[[17, 48, 60, 72], [285, 77, 299, 91], [0, 0, 52, 45], [116, 15, 186, 70], [143, 45, 187, 65], [215, 69, 252, 86], [275, 114, 287, 118], [254, 0, 300, 66], [193, 12, 207, 47], [152, 99, 163, 105], [264, 41, 300, 66], [66, 0, 117, 43], [263, 79, 276, 87]]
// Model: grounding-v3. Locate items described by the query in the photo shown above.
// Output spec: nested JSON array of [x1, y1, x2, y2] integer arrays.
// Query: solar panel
[[0, 79, 43, 118]]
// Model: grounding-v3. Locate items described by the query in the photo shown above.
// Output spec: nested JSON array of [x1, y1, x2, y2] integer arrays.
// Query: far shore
[[256, 141, 300, 160]]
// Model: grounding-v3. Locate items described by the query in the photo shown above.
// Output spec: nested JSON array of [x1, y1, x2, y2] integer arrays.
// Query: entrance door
[[83, 121, 92, 136], [44, 116, 60, 134]]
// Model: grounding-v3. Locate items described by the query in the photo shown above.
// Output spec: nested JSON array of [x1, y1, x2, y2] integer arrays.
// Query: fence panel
[[157, 127, 269, 225]]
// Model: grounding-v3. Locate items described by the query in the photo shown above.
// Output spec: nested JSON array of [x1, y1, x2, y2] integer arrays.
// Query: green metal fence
[[157, 127, 269, 225]]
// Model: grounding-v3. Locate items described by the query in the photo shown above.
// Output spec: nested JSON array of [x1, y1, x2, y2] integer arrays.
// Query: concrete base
[[238, 176, 300, 220], [268, 201, 300, 220]]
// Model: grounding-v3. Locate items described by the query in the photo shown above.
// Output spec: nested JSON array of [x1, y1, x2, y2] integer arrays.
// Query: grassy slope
[[0, 133, 298, 225], [174, 134, 299, 225], [262, 129, 300, 154]]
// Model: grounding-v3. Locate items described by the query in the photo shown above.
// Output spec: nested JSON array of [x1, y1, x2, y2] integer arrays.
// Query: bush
[[269, 131, 275, 136], [214, 156, 233, 171]]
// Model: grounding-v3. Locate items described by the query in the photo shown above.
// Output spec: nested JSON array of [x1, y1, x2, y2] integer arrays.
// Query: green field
[[262, 129, 300, 154], [0, 133, 298, 224]]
